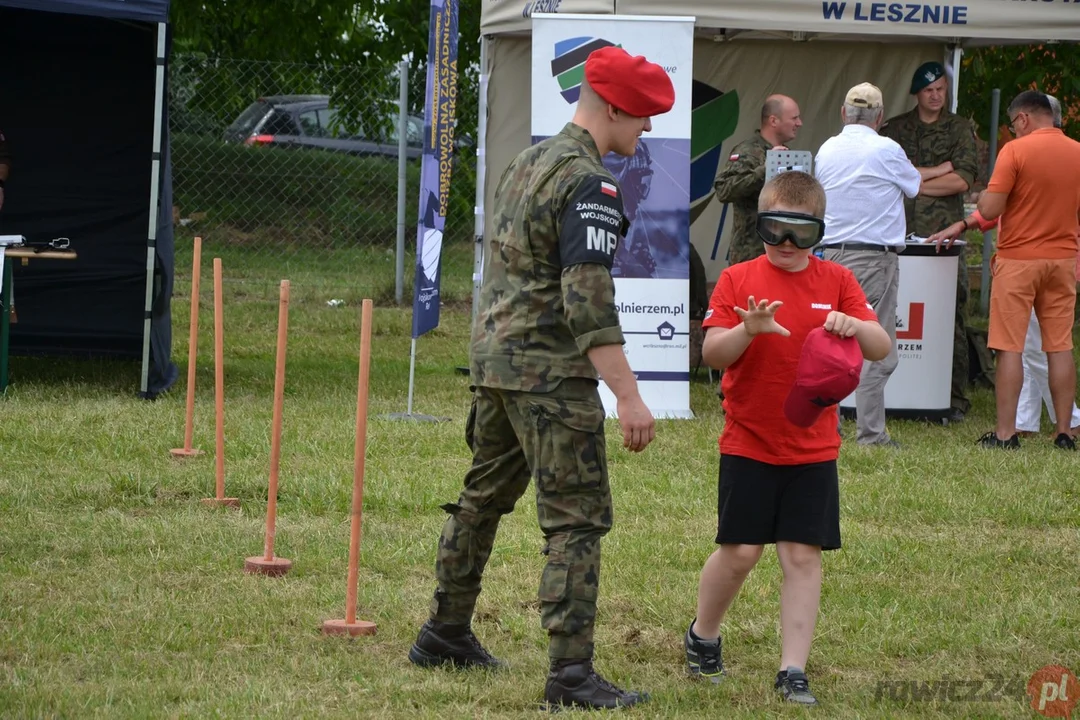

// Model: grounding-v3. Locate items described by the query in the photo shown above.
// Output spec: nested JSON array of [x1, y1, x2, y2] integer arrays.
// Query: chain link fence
[[169, 54, 478, 304]]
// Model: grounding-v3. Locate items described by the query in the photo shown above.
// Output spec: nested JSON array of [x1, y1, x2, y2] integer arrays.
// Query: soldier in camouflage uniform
[[880, 61, 979, 421], [0, 126, 9, 212], [408, 46, 673, 711], [714, 95, 803, 266]]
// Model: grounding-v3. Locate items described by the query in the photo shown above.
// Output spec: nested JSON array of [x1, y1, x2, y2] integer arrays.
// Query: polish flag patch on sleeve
[[600, 181, 618, 197], [729, 154, 739, 161]]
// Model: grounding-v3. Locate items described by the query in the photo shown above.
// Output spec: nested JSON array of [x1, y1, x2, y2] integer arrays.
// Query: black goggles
[[757, 212, 826, 250]]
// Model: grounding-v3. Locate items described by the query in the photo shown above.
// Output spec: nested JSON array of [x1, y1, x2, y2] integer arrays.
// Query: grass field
[[1, 241, 1078, 719]]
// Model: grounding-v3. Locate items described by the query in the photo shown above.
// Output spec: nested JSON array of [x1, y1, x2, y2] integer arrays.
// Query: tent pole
[[395, 60, 408, 306], [472, 35, 490, 321], [141, 21, 167, 396], [948, 45, 962, 113], [981, 89, 1001, 315]]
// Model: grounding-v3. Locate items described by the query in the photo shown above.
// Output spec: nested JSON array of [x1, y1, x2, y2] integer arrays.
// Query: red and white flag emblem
[[600, 181, 617, 197]]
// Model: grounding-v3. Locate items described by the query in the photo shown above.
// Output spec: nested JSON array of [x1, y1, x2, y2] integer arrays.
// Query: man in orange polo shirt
[[944, 91, 1080, 450]]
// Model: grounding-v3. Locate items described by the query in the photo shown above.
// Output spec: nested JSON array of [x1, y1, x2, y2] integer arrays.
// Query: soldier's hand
[[735, 295, 791, 337], [771, 145, 789, 151], [616, 395, 655, 452]]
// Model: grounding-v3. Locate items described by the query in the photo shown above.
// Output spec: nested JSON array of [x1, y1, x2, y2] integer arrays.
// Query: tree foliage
[[958, 44, 1080, 142], [169, 0, 481, 136], [171, 0, 374, 62]]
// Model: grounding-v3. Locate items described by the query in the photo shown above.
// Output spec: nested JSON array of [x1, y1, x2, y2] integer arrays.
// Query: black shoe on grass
[[408, 620, 504, 669], [544, 660, 647, 710], [1054, 433, 1077, 451], [977, 431, 1020, 449]]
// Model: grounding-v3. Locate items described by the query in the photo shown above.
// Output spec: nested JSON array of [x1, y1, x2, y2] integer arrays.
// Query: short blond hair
[[758, 171, 826, 218]]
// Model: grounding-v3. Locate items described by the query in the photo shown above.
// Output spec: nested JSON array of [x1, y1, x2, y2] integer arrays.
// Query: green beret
[[911, 61, 945, 94]]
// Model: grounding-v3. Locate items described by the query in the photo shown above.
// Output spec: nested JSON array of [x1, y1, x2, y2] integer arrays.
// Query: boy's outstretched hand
[[735, 296, 791, 337], [824, 311, 858, 337]]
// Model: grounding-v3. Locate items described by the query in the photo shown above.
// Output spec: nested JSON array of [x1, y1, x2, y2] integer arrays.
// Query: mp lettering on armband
[[558, 175, 626, 270]]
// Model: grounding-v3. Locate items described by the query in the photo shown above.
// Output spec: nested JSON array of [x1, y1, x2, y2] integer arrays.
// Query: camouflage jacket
[[880, 109, 978, 237], [713, 131, 771, 263], [470, 122, 627, 393]]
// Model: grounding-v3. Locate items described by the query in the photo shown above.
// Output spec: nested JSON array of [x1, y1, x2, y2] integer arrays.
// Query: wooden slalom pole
[[245, 280, 292, 576], [171, 236, 204, 457], [203, 258, 239, 508], [323, 299, 377, 636]]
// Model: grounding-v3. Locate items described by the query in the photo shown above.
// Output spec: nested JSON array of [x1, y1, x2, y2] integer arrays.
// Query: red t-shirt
[[703, 255, 878, 465]]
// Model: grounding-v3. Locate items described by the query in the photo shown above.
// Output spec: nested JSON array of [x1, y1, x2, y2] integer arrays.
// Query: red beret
[[583, 46, 675, 118]]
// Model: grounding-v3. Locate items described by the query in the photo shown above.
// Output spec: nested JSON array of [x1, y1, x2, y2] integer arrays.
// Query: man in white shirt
[[815, 83, 922, 447]]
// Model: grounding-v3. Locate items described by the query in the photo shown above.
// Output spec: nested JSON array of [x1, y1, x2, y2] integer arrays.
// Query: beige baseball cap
[[845, 82, 883, 109]]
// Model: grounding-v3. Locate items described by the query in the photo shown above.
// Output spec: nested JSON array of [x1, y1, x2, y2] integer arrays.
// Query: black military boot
[[543, 659, 647, 710], [407, 620, 505, 669]]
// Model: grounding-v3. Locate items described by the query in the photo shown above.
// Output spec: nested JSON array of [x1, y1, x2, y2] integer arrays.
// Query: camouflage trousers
[[429, 378, 613, 661]]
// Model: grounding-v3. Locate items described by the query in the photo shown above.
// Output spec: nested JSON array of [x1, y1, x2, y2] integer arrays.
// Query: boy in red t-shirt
[[684, 172, 891, 705]]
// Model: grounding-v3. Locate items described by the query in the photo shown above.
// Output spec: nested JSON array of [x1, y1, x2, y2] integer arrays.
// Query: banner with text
[[611, 0, 1080, 42], [412, 0, 460, 338], [531, 13, 695, 419]]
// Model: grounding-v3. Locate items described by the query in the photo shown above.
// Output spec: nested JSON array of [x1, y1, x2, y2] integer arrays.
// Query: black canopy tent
[[0, 0, 176, 397]]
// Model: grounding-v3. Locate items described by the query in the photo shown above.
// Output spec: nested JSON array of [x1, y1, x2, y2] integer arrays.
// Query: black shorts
[[715, 454, 841, 550]]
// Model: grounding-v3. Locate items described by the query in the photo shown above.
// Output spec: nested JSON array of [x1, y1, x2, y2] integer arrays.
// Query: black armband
[[558, 176, 628, 270]]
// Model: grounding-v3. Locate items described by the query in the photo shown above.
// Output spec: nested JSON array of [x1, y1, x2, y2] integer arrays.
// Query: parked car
[[224, 95, 427, 160]]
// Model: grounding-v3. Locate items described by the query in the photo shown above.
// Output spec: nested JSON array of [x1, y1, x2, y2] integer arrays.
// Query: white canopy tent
[[483, 1, 1080, 40], [474, 1, 1080, 283]]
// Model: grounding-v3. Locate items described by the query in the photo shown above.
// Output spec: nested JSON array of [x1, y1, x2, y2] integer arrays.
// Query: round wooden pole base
[[322, 618, 377, 637], [244, 556, 292, 576], [201, 497, 240, 509], [170, 448, 204, 458]]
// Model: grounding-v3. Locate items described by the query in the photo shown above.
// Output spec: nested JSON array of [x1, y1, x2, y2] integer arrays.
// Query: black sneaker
[[408, 620, 505, 669], [544, 660, 647, 710], [978, 431, 1020, 449], [1054, 433, 1077, 450], [684, 622, 724, 684], [775, 667, 818, 706]]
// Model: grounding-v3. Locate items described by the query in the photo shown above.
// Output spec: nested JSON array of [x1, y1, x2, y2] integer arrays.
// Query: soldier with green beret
[[880, 60, 979, 422]]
